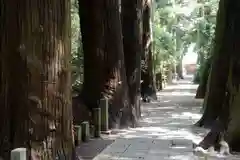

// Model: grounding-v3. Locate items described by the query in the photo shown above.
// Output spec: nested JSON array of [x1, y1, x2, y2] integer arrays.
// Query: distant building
[[182, 45, 197, 75], [184, 63, 196, 74]]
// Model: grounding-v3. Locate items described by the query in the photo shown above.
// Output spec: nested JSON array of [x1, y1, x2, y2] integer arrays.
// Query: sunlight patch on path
[[157, 91, 196, 96], [93, 79, 240, 160]]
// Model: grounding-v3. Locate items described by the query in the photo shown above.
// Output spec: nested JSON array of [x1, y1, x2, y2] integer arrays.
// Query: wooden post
[[81, 121, 90, 142], [100, 98, 109, 131], [11, 148, 27, 160], [74, 125, 82, 146], [93, 108, 101, 137]]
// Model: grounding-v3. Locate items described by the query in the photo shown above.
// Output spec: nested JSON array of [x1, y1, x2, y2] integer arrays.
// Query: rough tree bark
[[79, 0, 137, 128], [0, 0, 73, 159], [78, 0, 105, 110], [121, 0, 143, 122], [198, 0, 240, 152], [141, 0, 157, 100], [103, 0, 134, 128], [195, 0, 230, 128]]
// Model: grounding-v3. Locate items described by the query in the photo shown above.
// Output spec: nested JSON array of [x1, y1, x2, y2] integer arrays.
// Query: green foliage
[[69, 0, 219, 89], [192, 0, 219, 83], [71, 0, 83, 91], [153, 0, 193, 75], [153, 0, 219, 84]]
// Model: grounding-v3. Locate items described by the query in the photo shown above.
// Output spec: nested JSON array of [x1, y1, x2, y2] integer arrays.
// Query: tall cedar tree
[[198, 0, 240, 152], [79, 0, 137, 128], [141, 0, 157, 99], [0, 0, 73, 159], [195, 0, 230, 128], [121, 0, 143, 122]]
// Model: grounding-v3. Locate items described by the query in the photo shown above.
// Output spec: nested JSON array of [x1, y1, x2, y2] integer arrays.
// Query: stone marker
[[90, 125, 95, 137], [81, 121, 90, 142], [74, 125, 82, 146], [100, 98, 108, 131], [93, 108, 101, 137], [11, 148, 27, 160]]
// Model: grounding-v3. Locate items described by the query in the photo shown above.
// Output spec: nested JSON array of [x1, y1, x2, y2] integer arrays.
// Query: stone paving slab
[[76, 138, 114, 160], [93, 79, 240, 160]]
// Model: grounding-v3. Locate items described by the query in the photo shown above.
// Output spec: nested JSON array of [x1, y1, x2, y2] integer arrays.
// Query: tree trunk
[[0, 2, 11, 159], [103, 0, 135, 128], [176, 57, 184, 79], [78, 0, 106, 110], [141, 0, 157, 100], [79, 0, 136, 129], [197, 0, 240, 152], [156, 72, 163, 91], [195, 57, 212, 99], [122, 0, 143, 121], [195, 0, 230, 128], [0, 0, 73, 159], [166, 64, 174, 84]]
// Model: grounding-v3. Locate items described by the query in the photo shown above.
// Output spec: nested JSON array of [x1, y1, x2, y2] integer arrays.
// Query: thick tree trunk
[[141, 0, 157, 100], [78, 0, 105, 110], [0, 2, 11, 159], [0, 0, 73, 159], [122, 0, 143, 121], [195, 57, 212, 99], [103, 0, 135, 128], [195, 0, 230, 128], [79, 0, 136, 129], [197, 0, 240, 152]]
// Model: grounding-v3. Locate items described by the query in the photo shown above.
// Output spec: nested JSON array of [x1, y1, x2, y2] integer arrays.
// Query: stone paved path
[[92, 76, 240, 160]]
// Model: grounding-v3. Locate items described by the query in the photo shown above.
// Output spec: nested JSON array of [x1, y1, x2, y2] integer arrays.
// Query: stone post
[[74, 125, 82, 146], [11, 148, 27, 160], [93, 108, 101, 137], [100, 98, 109, 131], [81, 121, 90, 142]]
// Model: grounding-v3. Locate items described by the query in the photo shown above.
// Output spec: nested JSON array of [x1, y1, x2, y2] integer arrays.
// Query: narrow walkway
[[93, 76, 238, 160]]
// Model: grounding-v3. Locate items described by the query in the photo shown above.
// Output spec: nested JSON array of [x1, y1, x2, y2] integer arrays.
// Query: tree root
[[194, 115, 217, 129], [195, 85, 205, 99], [194, 119, 231, 156], [198, 130, 222, 150], [194, 119, 213, 129], [195, 130, 230, 156]]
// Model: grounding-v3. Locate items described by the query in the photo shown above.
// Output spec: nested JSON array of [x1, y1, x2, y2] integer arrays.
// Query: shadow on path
[[76, 138, 114, 160], [92, 77, 240, 159]]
